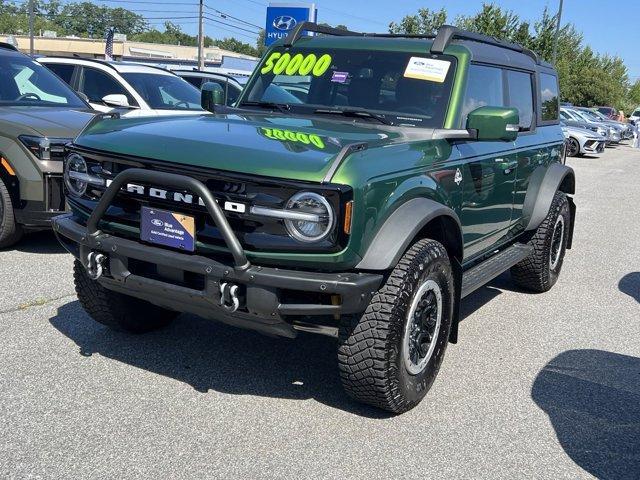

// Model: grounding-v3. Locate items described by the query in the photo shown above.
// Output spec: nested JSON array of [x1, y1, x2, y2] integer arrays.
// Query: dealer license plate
[[140, 206, 195, 252]]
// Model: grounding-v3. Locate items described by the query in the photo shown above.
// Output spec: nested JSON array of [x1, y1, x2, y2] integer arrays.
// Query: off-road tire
[[511, 191, 570, 292], [338, 239, 454, 414], [74, 260, 177, 333], [0, 178, 23, 249]]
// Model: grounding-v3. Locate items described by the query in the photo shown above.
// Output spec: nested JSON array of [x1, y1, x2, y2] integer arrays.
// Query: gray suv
[[0, 43, 94, 248]]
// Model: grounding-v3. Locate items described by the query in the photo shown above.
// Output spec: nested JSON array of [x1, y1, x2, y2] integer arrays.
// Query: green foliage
[[389, 2, 635, 110], [212, 37, 258, 57]]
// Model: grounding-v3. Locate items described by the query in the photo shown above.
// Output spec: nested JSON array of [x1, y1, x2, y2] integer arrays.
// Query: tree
[[213, 37, 258, 57], [388, 7, 447, 35], [389, 2, 634, 110]]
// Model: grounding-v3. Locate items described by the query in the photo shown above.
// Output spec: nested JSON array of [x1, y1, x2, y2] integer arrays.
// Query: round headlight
[[64, 153, 88, 197], [284, 192, 335, 243]]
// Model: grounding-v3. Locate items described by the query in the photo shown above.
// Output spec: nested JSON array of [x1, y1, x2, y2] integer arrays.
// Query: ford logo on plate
[[273, 15, 297, 31], [151, 219, 164, 227]]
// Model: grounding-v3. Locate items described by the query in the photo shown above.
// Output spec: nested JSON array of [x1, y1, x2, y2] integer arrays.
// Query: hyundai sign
[[265, 3, 317, 46]]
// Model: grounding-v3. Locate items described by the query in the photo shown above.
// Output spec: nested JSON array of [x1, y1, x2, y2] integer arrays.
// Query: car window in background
[[540, 73, 559, 121], [461, 64, 504, 125], [122, 73, 202, 110], [0, 56, 85, 107], [82, 67, 136, 106], [182, 76, 203, 89], [46, 63, 75, 85], [506, 70, 534, 129]]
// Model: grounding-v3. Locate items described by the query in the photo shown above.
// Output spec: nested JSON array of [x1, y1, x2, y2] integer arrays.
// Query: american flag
[[104, 28, 115, 61]]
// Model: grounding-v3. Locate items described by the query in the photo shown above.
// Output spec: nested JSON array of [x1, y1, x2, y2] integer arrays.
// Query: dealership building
[[6, 34, 259, 76]]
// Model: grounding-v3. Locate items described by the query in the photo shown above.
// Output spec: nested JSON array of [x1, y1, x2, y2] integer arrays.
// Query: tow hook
[[219, 282, 240, 313], [86, 251, 107, 280]]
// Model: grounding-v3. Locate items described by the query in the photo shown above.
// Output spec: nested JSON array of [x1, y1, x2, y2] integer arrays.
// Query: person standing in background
[[618, 110, 626, 123]]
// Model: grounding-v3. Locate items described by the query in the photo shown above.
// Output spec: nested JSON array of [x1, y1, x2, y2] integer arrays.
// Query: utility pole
[[28, 0, 35, 56], [197, 0, 205, 70], [552, 0, 564, 65]]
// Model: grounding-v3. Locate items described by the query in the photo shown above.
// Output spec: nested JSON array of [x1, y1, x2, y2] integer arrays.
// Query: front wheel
[[74, 260, 177, 333], [0, 178, 23, 249], [338, 239, 454, 414], [566, 137, 581, 157]]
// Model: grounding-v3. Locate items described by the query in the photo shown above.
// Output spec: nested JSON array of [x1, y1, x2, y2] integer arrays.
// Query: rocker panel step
[[461, 243, 534, 298]]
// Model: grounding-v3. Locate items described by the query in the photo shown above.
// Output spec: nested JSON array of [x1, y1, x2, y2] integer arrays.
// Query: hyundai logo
[[151, 219, 164, 227], [273, 15, 297, 31]]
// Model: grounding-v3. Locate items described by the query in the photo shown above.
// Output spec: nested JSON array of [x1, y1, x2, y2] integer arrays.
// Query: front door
[[458, 142, 517, 259]]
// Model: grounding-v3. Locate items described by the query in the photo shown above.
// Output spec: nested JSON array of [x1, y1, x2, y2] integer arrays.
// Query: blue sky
[[103, 0, 640, 80]]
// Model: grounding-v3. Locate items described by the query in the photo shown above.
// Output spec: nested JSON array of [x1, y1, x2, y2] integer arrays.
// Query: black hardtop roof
[[284, 22, 555, 73], [0, 42, 21, 54]]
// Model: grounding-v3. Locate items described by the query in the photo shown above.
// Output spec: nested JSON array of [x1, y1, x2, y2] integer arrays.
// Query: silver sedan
[[562, 122, 606, 157]]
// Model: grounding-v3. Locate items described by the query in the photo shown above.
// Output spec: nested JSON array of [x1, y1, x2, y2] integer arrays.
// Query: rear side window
[[506, 70, 533, 130], [46, 63, 75, 85], [540, 73, 559, 122], [81, 67, 136, 106], [182, 76, 203, 88], [461, 64, 504, 125]]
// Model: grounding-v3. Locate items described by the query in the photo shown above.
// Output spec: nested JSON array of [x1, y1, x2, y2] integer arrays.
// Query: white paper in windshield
[[403, 57, 451, 83]]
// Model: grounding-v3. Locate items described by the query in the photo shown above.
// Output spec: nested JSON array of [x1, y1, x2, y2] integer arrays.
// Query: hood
[[0, 106, 95, 138], [74, 113, 433, 183], [562, 125, 600, 139]]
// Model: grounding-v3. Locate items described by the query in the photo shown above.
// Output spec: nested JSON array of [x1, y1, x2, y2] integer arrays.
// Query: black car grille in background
[[68, 148, 352, 254], [45, 174, 65, 211]]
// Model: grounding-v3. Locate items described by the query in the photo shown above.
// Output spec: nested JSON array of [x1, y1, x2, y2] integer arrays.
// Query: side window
[[46, 63, 75, 85], [506, 70, 534, 130], [183, 76, 203, 89], [226, 84, 241, 106], [81, 67, 135, 105], [540, 73, 559, 122], [461, 64, 504, 125]]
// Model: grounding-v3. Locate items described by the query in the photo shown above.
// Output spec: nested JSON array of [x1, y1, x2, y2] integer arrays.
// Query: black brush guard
[[53, 169, 382, 338]]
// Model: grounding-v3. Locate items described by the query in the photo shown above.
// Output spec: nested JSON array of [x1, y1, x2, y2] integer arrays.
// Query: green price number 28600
[[260, 52, 333, 77]]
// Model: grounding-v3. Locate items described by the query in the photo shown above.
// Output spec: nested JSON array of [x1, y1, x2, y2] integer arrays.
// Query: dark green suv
[[53, 24, 575, 413]]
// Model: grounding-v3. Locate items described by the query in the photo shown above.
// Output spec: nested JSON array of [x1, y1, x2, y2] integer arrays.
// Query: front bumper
[[13, 174, 66, 228], [53, 213, 381, 338]]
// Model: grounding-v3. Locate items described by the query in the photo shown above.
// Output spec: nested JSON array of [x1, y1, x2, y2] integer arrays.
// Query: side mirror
[[102, 94, 130, 108], [467, 106, 520, 142], [201, 82, 225, 112]]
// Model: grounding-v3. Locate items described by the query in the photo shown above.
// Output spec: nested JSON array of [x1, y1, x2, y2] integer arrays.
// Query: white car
[[630, 108, 640, 125], [561, 122, 606, 157], [37, 57, 205, 117]]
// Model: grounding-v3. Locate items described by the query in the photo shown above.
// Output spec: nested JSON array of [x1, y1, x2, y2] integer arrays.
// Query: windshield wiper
[[314, 108, 393, 125], [239, 101, 291, 113]]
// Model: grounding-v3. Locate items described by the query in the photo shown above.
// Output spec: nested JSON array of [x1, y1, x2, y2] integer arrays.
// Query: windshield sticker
[[331, 71, 349, 83], [403, 57, 451, 83], [260, 127, 326, 149], [261, 52, 333, 77]]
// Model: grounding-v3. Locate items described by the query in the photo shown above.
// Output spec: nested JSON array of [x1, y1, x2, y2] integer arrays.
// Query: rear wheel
[[0, 178, 23, 249], [511, 191, 570, 292], [338, 239, 454, 414], [74, 260, 177, 333]]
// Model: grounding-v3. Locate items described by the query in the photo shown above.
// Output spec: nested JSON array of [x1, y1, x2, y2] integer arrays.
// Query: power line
[[204, 4, 262, 30]]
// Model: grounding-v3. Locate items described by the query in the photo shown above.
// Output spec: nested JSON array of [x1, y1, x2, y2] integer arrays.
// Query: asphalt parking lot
[[1, 144, 639, 479]]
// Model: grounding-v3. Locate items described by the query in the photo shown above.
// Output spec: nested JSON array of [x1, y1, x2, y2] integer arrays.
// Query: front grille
[[69, 147, 352, 254]]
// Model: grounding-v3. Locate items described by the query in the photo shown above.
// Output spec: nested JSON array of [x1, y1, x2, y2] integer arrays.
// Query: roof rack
[[429, 25, 538, 63], [0, 42, 19, 52], [282, 22, 539, 64], [283, 22, 363, 47]]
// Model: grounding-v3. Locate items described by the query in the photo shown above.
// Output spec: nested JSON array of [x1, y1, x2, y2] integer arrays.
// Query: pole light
[[198, 0, 205, 70], [552, 0, 564, 64], [28, 0, 34, 56]]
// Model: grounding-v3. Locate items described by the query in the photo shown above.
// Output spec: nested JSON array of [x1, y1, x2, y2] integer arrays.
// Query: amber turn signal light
[[343, 201, 353, 235]]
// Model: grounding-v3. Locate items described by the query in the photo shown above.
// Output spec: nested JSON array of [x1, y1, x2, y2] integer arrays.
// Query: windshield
[[0, 55, 86, 107], [240, 47, 457, 128], [121, 73, 202, 111], [576, 109, 601, 122]]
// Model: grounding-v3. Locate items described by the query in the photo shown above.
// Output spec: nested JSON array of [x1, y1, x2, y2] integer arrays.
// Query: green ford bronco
[[53, 24, 575, 413]]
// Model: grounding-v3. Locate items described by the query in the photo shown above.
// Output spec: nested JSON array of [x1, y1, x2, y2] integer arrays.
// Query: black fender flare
[[523, 163, 575, 232], [356, 197, 463, 271]]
